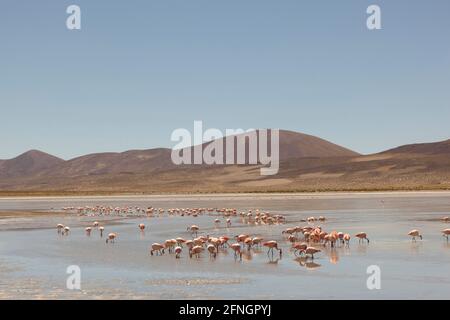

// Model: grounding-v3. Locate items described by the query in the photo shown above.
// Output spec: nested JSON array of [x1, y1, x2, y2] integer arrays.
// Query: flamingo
[[442, 229, 450, 241], [324, 231, 338, 248], [263, 241, 282, 258], [165, 239, 177, 253], [230, 243, 243, 261], [62, 226, 70, 236], [300, 246, 321, 259], [252, 237, 263, 248], [176, 237, 186, 247], [441, 217, 449, 223], [226, 218, 232, 227], [282, 228, 295, 236], [106, 233, 117, 243], [185, 240, 194, 250], [193, 237, 205, 247], [343, 233, 351, 246], [189, 245, 204, 258], [93, 221, 99, 228], [208, 237, 221, 250], [244, 237, 253, 251], [85, 227, 92, 236], [292, 242, 308, 256], [337, 232, 344, 245], [235, 234, 249, 243], [219, 236, 230, 248], [187, 225, 199, 237], [174, 246, 182, 259], [408, 230, 423, 241], [355, 232, 369, 244], [150, 243, 165, 256], [288, 235, 298, 244], [56, 224, 64, 234], [139, 223, 146, 231], [207, 244, 217, 258], [99, 226, 104, 237]]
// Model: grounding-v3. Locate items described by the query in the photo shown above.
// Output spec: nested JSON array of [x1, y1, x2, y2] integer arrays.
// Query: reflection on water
[[409, 241, 423, 254], [328, 249, 339, 265], [356, 244, 369, 254], [295, 257, 321, 269], [266, 258, 281, 265], [242, 251, 253, 261]]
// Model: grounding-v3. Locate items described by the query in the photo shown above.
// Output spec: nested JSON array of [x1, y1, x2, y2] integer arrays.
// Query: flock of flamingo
[[57, 206, 450, 264]]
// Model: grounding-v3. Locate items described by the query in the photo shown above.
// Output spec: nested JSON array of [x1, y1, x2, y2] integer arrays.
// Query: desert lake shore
[[0, 191, 449, 299]]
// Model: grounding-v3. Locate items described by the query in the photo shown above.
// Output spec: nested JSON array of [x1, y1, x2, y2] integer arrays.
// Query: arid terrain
[[0, 130, 449, 195]]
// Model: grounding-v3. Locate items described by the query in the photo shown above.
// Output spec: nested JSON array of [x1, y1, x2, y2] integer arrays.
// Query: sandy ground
[[0, 192, 449, 299]]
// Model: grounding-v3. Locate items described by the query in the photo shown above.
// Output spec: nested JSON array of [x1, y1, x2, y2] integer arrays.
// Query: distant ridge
[[382, 139, 450, 155], [0, 130, 359, 179], [0, 131, 448, 193]]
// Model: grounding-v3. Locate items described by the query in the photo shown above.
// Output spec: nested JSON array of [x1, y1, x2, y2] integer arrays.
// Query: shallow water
[[0, 192, 449, 299]]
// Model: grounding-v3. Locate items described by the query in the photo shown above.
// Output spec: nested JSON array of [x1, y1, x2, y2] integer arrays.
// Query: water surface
[[0, 192, 449, 299]]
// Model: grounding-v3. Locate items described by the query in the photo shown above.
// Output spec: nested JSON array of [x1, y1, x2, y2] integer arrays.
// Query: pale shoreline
[[1, 190, 450, 201]]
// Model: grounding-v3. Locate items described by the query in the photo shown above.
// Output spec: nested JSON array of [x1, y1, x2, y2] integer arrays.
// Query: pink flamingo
[[230, 243, 243, 261], [150, 243, 165, 255], [263, 240, 282, 258], [174, 246, 182, 259], [207, 244, 217, 258], [189, 245, 204, 258], [56, 224, 64, 234], [441, 229, 450, 241], [343, 233, 351, 246], [355, 232, 369, 244], [106, 233, 117, 243], [408, 230, 423, 241], [300, 246, 321, 259], [292, 242, 308, 256]]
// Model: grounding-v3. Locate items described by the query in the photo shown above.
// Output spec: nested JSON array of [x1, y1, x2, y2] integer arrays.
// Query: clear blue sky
[[1, 0, 449, 159]]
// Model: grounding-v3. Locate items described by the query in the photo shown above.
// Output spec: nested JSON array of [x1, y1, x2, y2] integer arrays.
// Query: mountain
[[0, 150, 64, 179], [0, 132, 448, 194], [0, 130, 357, 179], [381, 139, 450, 155], [45, 148, 174, 177], [276, 130, 359, 158]]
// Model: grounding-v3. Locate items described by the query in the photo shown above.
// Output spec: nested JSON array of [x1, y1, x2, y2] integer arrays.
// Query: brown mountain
[[1, 130, 358, 180], [181, 130, 359, 163], [276, 130, 359, 158], [0, 150, 64, 179], [381, 139, 450, 155], [0, 132, 448, 194], [45, 148, 174, 177]]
